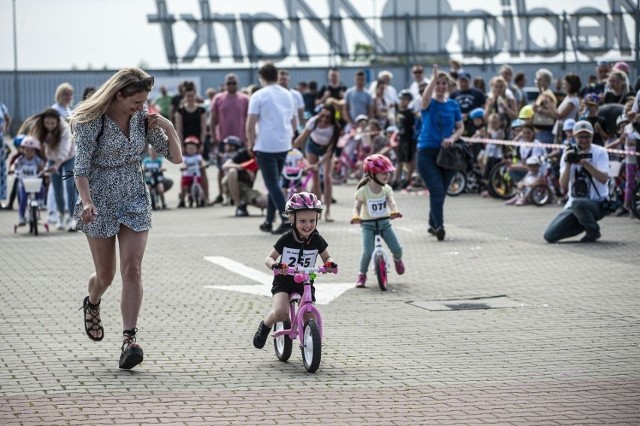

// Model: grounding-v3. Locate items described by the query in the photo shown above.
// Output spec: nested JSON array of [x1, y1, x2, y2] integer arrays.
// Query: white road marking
[[203, 256, 353, 305]]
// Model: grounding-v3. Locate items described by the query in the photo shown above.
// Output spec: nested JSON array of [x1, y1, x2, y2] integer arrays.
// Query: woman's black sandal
[[81, 296, 104, 341], [119, 328, 144, 370]]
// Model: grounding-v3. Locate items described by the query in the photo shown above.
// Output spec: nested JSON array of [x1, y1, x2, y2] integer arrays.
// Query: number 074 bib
[[366, 196, 389, 218]]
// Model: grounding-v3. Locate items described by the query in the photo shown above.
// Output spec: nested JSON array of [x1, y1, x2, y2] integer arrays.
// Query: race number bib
[[366, 197, 389, 218], [282, 247, 318, 268]]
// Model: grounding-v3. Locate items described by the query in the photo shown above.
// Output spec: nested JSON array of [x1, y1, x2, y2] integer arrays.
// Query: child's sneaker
[[253, 321, 272, 349], [394, 258, 405, 275], [355, 273, 366, 288]]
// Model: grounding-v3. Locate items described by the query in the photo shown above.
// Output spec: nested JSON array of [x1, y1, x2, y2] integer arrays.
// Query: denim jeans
[[543, 198, 605, 242], [416, 148, 456, 229], [536, 130, 554, 144], [359, 218, 403, 273], [48, 157, 76, 215], [256, 151, 288, 224]]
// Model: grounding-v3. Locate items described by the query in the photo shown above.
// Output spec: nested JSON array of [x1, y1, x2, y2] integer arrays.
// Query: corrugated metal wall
[[0, 62, 628, 134]]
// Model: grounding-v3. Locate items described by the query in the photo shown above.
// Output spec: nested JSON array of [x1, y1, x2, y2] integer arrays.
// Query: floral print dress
[[72, 110, 173, 238]]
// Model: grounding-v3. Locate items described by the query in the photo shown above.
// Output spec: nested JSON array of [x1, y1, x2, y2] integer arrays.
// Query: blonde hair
[[54, 82, 74, 104], [68, 67, 152, 127]]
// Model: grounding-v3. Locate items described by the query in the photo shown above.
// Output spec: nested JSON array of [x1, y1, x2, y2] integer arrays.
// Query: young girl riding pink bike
[[253, 192, 337, 372]]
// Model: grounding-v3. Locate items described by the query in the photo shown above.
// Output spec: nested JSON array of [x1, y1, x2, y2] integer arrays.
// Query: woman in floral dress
[[69, 67, 183, 370]]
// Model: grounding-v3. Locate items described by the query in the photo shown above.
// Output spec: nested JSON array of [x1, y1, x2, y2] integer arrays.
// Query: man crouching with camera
[[544, 120, 610, 243]]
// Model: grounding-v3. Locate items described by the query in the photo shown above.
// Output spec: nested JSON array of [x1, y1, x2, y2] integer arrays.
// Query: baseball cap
[[584, 93, 601, 105], [355, 114, 369, 123], [562, 119, 576, 132], [519, 105, 534, 120], [526, 156, 541, 166], [457, 71, 471, 81], [613, 61, 630, 74], [573, 120, 594, 135]]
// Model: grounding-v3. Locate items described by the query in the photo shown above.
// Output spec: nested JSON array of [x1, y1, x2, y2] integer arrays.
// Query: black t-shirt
[[602, 91, 632, 105], [171, 94, 183, 110], [272, 230, 328, 287], [230, 148, 253, 184], [178, 106, 206, 140], [303, 92, 318, 114], [450, 89, 486, 114], [319, 83, 347, 100], [396, 108, 415, 144]]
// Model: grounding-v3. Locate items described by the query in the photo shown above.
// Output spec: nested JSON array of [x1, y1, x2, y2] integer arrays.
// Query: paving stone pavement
[[1, 162, 639, 425]]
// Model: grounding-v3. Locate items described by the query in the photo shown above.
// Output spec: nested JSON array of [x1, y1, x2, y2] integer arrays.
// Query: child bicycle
[[351, 213, 402, 291], [272, 265, 338, 373], [14, 175, 48, 235]]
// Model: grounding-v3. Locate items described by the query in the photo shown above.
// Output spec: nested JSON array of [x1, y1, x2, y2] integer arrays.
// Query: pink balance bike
[[272, 265, 338, 373]]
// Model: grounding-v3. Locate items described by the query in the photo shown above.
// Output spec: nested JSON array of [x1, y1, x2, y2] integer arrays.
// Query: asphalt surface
[[1, 160, 639, 425]]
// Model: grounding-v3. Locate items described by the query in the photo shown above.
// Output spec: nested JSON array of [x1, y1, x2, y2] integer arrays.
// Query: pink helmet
[[363, 154, 395, 175], [21, 136, 41, 150], [285, 192, 323, 214], [184, 135, 200, 145]]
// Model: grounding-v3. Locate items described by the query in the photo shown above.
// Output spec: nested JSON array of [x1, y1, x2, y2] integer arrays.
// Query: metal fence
[[1, 61, 632, 134]]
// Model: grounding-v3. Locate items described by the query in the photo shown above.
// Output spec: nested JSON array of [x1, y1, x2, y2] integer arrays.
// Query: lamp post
[[12, 0, 20, 129]]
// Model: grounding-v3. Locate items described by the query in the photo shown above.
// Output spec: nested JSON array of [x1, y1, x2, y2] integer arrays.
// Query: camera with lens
[[571, 167, 591, 198], [565, 140, 593, 164]]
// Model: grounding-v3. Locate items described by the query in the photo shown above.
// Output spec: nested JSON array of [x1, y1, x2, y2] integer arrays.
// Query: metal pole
[[636, 1, 639, 79], [12, 0, 20, 129]]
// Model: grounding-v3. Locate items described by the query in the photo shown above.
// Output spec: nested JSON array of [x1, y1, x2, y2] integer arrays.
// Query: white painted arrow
[[203, 256, 354, 305]]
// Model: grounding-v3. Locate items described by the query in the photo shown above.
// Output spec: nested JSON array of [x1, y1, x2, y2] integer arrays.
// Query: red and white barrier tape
[[460, 136, 639, 157]]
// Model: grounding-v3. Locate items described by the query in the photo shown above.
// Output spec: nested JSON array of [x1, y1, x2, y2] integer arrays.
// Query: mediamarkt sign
[[148, 0, 637, 64]]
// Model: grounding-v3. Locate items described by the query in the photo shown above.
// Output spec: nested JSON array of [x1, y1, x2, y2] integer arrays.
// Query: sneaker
[[55, 215, 65, 231], [177, 201, 186, 208], [271, 222, 292, 235], [259, 221, 273, 232], [355, 273, 366, 288], [235, 204, 249, 217], [435, 227, 446, 241], [394, 258, 405, 275], [17, 217, 26, 227], [427, 227, 436, 236], [67, 219, 78, 232], [580, 230, 601, 243], [253, 321, 272, 349]]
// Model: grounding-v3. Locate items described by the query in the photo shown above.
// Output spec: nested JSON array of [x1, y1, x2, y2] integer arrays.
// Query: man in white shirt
[[247, 62, 297, 235], [278, 69, 305, 130], [408, 64, 430, 113], [544, 121, 610, 243]]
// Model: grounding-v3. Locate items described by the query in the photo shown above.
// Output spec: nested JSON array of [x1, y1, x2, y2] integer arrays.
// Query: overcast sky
[[0, 0, 632, 71]]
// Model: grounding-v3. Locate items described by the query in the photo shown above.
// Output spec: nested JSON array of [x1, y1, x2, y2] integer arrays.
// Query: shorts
[[145, 172, 164, 187], [305, 140, 330, 157], [181, 175, 202, 187], [397, 138, 417, 162], [272, 280, 316, 302], [238, 182, 262, 205], [222, 177, 262, 205]]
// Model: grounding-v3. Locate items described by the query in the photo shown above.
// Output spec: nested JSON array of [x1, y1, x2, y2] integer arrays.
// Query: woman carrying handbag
[[415, 64, 464, 241]]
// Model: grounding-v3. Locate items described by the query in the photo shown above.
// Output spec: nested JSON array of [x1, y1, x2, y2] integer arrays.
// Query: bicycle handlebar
[[352, 213, 402, 224], [273, 266, 339, 276]]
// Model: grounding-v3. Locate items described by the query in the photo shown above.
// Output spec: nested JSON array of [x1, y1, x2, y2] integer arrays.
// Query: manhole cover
[[445, 303, 491, 310], [408, 295, 527, 311]]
